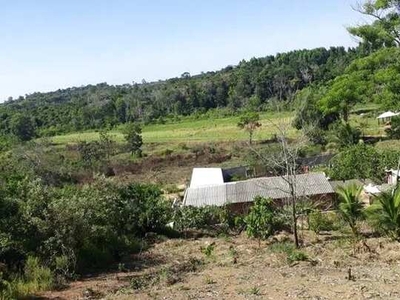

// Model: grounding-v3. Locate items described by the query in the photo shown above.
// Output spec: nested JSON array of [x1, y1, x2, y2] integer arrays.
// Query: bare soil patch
[[38, 231, 400, 300]]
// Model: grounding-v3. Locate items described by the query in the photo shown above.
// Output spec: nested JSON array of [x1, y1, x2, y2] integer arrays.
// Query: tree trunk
[[292, 194, 299, 249], [343, 107, 349, 123]]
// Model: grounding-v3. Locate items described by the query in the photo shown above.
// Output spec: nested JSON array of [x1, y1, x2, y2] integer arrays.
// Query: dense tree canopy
[[0, 47, 362, 136], [348, 0, 400, 51], [321, 47, 400, 114]]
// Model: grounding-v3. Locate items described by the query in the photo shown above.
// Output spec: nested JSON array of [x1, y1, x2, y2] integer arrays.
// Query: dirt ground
[[38, 229, 400, 300]]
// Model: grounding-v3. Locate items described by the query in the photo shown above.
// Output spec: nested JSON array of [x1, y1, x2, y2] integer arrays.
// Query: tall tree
[[348, 0, 400, 50], [9, 113, 36, 141], [115, 98, 127, 124]]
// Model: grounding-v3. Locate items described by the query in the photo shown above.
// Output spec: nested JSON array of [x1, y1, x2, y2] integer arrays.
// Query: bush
[[287, 250, 308, 264], [173, 206, 230, 231], [200, 244, 215, 258], [269, 242, 308, 264], [309, 211, 339, 233], [331, 122, 361, 148], [337, 185, 364, 237], [1, 176, 172, 280], [245, 196, 281, 244], [366, 187, 400, 240], [269, 241, 295, 254]]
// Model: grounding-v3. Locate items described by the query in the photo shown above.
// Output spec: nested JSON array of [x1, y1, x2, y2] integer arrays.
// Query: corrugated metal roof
[[184, 172, 334, 207]]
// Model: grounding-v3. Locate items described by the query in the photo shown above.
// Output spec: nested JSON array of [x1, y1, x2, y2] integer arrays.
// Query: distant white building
[[386, 169, 400, 185], [377, 111, 400, 124]]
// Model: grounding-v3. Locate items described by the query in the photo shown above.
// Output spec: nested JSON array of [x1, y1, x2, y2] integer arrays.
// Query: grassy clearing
[[48, 107, 391, 158], [50, 111, 295, 146]]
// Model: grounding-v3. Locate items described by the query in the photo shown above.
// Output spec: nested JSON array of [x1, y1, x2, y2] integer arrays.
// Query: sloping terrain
[[40, 231, 400, 300]]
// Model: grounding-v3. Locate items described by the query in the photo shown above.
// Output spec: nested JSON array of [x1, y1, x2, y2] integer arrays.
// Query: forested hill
[[1, 46, 364, 136]]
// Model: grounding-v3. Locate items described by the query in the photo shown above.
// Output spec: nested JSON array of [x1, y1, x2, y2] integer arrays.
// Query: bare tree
[[249, 119, 310, 248]]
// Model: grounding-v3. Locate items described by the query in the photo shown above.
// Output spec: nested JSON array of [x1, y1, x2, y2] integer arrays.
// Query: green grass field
[[50, 111, 296, 146], [49, 107, 387, 148]]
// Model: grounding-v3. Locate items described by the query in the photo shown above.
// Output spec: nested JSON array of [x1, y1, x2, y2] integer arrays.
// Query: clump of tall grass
[[1, 257, 53, 299]]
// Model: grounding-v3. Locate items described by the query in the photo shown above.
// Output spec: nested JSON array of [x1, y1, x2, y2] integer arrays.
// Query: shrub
[[245, 196, 281, 245], [337, 185, 364, 236], [173, 206, 229, 231], [287, 250, 308, 264], [366, 187, 400, 240], [269, 242, 308, 264], [24, 257, 53, 289], [77, 140, 105, 168], [309, 211, 339, 233], [6, 257, 53, 299], [201, 243, 215, 258], [331, 122, 361, 148], [269, 241, 296, 255], [2, 176, 172, 278]]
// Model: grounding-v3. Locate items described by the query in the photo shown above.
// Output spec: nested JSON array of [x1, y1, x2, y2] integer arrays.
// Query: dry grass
[[40, 229, 400, 300]]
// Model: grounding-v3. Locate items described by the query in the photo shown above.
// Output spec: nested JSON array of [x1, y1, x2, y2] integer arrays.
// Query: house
[[183, 172, 335, 213], [377, 111, 400, 125]]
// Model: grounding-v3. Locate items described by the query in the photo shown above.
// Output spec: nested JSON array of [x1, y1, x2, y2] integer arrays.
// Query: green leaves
[[348, 0, 400, 50], [124, 122, 143, 157], [321, 47, 400, 118], [367, 186, 400, 240], [0, 176, 172, 273], [337, 185, 364, 236], [386, 116, 400, 138], [331, 122, 362, 149], [9, 113, 36, 142], [237, 112, 261, 144], [245, 196, 280, 242], [329, 144, 400, 182]]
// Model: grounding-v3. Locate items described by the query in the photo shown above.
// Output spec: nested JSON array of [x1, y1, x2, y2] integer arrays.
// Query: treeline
[[0, 47, 364, 137]]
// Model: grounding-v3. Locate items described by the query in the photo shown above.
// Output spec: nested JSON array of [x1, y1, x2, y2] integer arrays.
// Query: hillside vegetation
[[2, 1, 400, 299], [0, 47, 363, 137]]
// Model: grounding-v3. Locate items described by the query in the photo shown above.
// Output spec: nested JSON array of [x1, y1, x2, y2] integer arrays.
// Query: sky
[[0, 0, 366, 101]]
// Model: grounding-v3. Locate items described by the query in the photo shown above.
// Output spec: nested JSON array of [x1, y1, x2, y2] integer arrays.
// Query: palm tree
[[337, 185, 364, 236], [367, 187, 400, 240]]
